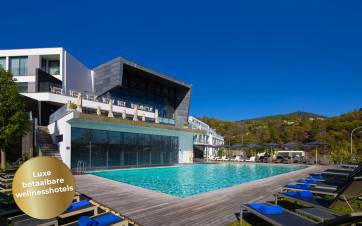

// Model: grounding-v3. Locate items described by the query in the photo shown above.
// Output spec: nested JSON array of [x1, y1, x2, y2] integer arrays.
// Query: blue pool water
[[91, 163, 305, 197]]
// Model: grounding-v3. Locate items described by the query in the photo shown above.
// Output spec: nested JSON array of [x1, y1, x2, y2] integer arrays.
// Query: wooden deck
[[75, 164, 328, 226]]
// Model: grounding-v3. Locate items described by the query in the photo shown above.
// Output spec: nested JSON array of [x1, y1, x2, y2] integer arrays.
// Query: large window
[[17, 82, 28, 93], [0, 57, 5, 69], [10, 56, 28, 76], [71, 128, 179, 169], [48, 60, 60, 75], [41, 58, 60, 75]]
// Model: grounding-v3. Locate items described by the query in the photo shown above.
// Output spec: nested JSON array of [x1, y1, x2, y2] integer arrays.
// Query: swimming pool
[[91, 163, 305, 197]]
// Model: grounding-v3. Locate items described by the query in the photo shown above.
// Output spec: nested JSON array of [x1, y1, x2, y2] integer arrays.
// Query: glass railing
[[159, 117, 175, 125]]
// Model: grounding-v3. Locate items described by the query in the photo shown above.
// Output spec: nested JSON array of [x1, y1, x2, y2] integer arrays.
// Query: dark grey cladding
[[175, 88, 192, 128], [93, 57, 124, 96], [93, 56, 192, 128]]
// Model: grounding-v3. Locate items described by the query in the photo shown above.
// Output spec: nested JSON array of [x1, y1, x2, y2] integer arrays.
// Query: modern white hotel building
[[0, 48, 199, 169], [188, 116, 224, 159]]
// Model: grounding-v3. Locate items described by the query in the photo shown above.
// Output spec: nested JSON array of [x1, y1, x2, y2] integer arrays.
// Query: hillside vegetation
[[199, 109, 362, 163]]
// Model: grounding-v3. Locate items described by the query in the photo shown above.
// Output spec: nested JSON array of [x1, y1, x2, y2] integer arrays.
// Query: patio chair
[[0, 188, 14, 205], [221, 156, 229, 161], [58, 199, 98, 220], [240, 202, 362, 226], [0, 180, 12, 189], [240, 202, 315, 226], [231, 156, 242, 162], [245, 156, 256, 162], [295, 170, 362, 191], [11, 217, 58, 226], [278, 176, 362, 210], [337, 164, 359, 169], [78, 212, 127, 226], [312, 164, 362, 178]]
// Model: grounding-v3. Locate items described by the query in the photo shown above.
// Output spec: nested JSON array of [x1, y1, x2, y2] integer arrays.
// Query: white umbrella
[[96, 106, 101, 116], [76, 93, 82, 112], [133, 105, 138, 121], [154, 109, 159, 123], [108, 100, 114, 118]]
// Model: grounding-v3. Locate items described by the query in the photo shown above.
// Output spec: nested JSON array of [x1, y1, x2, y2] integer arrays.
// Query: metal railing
[[50, 86, 156, 113], [49, 86, 176, 125]]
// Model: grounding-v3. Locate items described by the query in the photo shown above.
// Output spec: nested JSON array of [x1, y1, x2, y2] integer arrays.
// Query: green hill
[[199, 109, 362, 163], [240, 111, 326, 122]]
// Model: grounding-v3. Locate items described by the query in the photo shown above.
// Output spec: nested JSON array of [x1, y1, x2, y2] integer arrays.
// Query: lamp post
[[350, 126, 362, 154]]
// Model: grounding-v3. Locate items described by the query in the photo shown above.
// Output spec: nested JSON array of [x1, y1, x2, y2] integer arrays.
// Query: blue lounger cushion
[[285, 191, 313, 199], [78, 213, 122, 226], [298, 178, 317, 184], [248, 203, 284, 215], [66, 200, 91, 212], [287, 183, 311, 190], [309, 175, 324, 180]]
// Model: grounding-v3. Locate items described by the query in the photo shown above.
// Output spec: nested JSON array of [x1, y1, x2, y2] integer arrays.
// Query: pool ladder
[[76, 161, 87, 174]]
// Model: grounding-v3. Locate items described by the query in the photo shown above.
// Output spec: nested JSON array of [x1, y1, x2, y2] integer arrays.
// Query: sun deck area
[[75, 164, 329, 226]]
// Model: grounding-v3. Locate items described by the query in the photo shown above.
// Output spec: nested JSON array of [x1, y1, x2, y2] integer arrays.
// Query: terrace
[[23, 86, 176, 126], [75, 164, 327, 226]]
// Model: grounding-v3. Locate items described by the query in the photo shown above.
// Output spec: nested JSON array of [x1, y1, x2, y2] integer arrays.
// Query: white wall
[[64, 51, 93, 94], [48, 112, 75, 168]]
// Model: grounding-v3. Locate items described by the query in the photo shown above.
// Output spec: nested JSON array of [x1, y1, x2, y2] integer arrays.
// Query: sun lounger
[[0, 208, 22, 226], [295, 179, 338, 191], [276, 191, 334, 209], [283, 183, 338, 197], [240, 203, 315, 226], [78, 212, 127, 226], [231, 156, 242, 162], [0, 188, 14, 204], [278, 176, 362, 210], [240, 202, 362, 226], [318, 212, 362, 226], [58, 199, 98, 220], [313, 164, 362, 178], [221, 156, 229, 161], [0, 177, 13, 183], [337, 164, 359, 169], [12, 217, 58, 226], [295, 207, 340, 223], [245, 156, 256, 162], [0, 181, 12, 189]]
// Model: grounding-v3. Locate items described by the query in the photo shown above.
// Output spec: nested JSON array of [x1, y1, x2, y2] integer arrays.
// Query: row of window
[[0, 56, 28, 76], [71, 128, 180, 169]]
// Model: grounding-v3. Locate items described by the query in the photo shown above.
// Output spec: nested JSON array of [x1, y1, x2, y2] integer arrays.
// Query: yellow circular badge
[[12, 156, 75, 219]]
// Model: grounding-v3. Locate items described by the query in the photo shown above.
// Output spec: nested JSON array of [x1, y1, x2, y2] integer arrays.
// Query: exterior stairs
[[37, 126, 62, 160]]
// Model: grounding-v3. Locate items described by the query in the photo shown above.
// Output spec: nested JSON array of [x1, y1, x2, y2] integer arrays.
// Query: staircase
[[36, 126, 62, 160]]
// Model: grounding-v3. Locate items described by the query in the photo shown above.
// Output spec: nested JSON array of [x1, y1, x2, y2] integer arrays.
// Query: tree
[[0, 68, 30, 169]]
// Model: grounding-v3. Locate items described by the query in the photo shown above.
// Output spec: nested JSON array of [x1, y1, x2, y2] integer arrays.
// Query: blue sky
[[1, 0, 362, 120]]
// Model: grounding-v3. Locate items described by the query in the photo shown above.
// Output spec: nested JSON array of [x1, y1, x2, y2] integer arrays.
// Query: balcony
[[45, 86, 175, 126]]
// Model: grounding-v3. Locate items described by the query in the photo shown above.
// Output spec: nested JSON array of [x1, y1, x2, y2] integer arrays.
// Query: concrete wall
[[48, 111, 75, 167], [28, 55, 40, 76], [64, 51, 93, 94]]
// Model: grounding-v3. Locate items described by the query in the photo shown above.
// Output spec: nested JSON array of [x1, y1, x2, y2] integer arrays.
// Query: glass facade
[[100, 64, 183, 120], [0, 57, 5, 69], [10, 56, 28, 76], [48, 60, 60, 75], [41, 59, 60, 75], [71, 127, 179, 169]]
